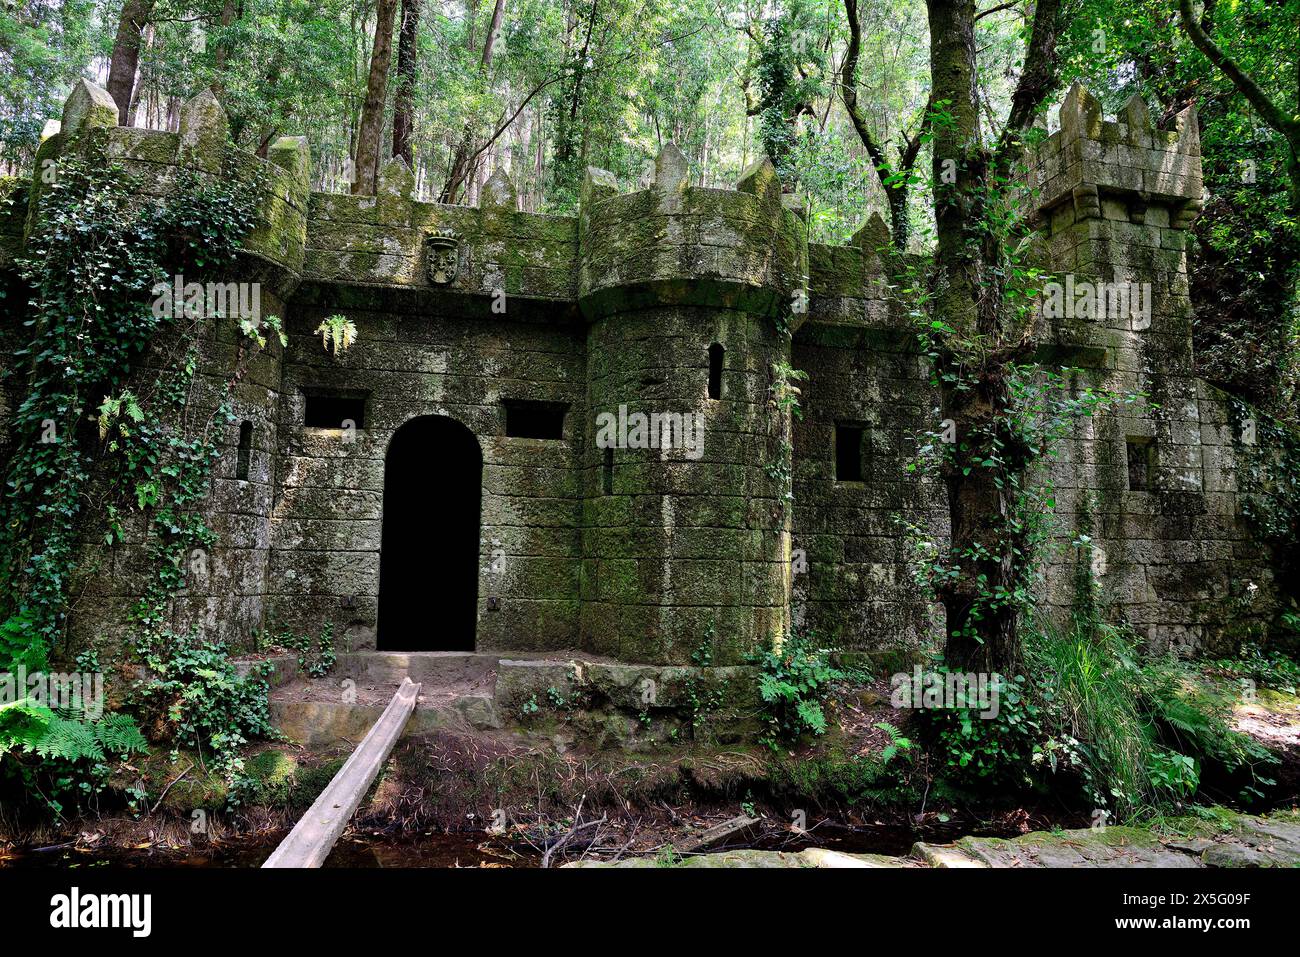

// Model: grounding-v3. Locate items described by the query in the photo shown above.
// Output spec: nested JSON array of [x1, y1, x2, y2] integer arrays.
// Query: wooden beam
[[262, 677, 421, 868]]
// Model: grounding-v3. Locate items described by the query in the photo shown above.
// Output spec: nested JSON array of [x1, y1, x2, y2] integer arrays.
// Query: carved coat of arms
[[424, 228, 460, 284]]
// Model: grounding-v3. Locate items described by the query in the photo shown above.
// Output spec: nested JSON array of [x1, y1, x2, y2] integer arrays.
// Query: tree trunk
[[107, 0, 156, 125], [841, 0, 931, 249], [392, 0, 421, 166], [439, 0, 507, 203], [211, 0, 241, 95], [923, 0, 1063, 672], [353, 0, 399, 195]]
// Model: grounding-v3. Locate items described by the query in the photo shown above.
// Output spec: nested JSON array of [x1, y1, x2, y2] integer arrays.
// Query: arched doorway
[[378, 415, 482, 651]]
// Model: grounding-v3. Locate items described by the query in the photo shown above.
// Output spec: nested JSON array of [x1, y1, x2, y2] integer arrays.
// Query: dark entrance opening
[[379, 415, 483, 651]]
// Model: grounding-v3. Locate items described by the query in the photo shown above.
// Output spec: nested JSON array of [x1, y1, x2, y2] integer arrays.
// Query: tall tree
[[211, 0, 241, 96], [353, 0, 399, 194], [106, 0, 156, 124], [923, 0, 1068, 671], [440, 0, 507, 202], [840, 0, 931, 248], [391, 0, 421, 166]]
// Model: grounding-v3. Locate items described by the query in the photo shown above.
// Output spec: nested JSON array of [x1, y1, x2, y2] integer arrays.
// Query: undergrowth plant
[[919, 612, 1280, 819], [751, 630, 845, 747], [268, 622, 338, 679]]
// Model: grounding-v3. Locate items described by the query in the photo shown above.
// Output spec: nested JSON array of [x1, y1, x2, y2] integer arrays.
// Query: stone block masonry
[[2, 80, 1282, 667]]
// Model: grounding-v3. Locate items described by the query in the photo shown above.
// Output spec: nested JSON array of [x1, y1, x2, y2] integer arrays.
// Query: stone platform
[[239, 651, 761, 749]]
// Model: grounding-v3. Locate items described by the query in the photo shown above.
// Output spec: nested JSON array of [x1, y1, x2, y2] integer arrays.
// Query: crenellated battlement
[[19, 79, 1209, 339], [577, 146, 808, 323], [27, 81, 312, 297], [1024, 82, 1203, 231]]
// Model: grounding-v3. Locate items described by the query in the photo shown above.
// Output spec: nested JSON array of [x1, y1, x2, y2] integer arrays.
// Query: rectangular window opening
[[304, 393, 366, 430], [835, 425, 865, 482], [505, 401, 567, 440], [602, 447, 614, 495], [1126, 438, 1154, 491]]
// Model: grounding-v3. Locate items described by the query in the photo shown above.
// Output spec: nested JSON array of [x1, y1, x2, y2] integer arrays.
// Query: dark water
[[1, 832, 539, 868], [1, 812, 1078, 867]]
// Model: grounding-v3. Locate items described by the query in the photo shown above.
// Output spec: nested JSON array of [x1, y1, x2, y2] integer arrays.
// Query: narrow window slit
[[1126, 438, 1154, 491], [236, 420, 253, 480], [708, 343, 724, 400]]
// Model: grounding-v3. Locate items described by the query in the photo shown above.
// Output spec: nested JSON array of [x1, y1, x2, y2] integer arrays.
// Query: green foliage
[[0, 1, 97, 171], [269, 622, 338, 679], [133, 632, 278, 796], [315, 314, 357, 355], [920, 614, 1281, 818], [0, 700, 148, 818], [921, 672, 1050, 788], [1142, 656, 1276, 797], [751, 630, 845, 747], [0, 150, 262, 650], [1206, 641, 1300, 695], [756, 15, 800, 185], [0, 609, 44, 672], [0, 148, 279, 815], [874, 720, 914, 766]]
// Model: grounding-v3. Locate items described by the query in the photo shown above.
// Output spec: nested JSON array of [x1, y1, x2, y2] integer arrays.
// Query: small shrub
[[271, 622, 337, 678], [750, 630, 845, 747], [920, 672, 1051, 789], [133, 632, 277, 796], [1204, 640, 1300, 695]]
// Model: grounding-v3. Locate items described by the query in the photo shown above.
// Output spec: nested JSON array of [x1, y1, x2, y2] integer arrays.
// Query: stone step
[[332, 651, 500, 688], [240, 651, 504, 691]]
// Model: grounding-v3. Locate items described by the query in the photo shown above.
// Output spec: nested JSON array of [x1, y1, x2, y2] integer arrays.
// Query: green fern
[[95, 712, 149, 755], [0, 610, 48, 672], [315, 314, 357, 355], [0, 699, 55, 755], [35, 715, 103, 761], [10, 706, 149, 762]]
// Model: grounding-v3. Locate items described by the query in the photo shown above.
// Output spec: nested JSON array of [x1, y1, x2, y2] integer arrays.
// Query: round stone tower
[[576, 145, 809, 664]]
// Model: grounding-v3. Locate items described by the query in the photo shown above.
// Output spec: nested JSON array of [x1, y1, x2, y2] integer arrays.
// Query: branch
[[1176, 0, 1300, 140], [976, 1, 1018, 20], [995, 0, 1064, 164], [841, 0, 891, 176]]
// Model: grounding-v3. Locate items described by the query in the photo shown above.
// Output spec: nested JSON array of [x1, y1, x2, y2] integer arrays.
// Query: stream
[[0, 813, 1068, 868]]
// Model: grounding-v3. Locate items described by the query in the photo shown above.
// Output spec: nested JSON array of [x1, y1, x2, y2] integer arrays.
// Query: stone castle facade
[[0, 79, 1279, 667]]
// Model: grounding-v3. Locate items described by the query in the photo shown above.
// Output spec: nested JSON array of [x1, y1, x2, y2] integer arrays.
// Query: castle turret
[[576, 146, 808, 664]]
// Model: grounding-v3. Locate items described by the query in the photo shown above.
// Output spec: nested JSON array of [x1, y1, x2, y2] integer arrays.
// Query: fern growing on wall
[[315, 314, 357, 355]]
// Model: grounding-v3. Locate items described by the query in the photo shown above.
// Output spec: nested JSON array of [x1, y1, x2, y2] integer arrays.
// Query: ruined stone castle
[[0, 79, 1279, 670]]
